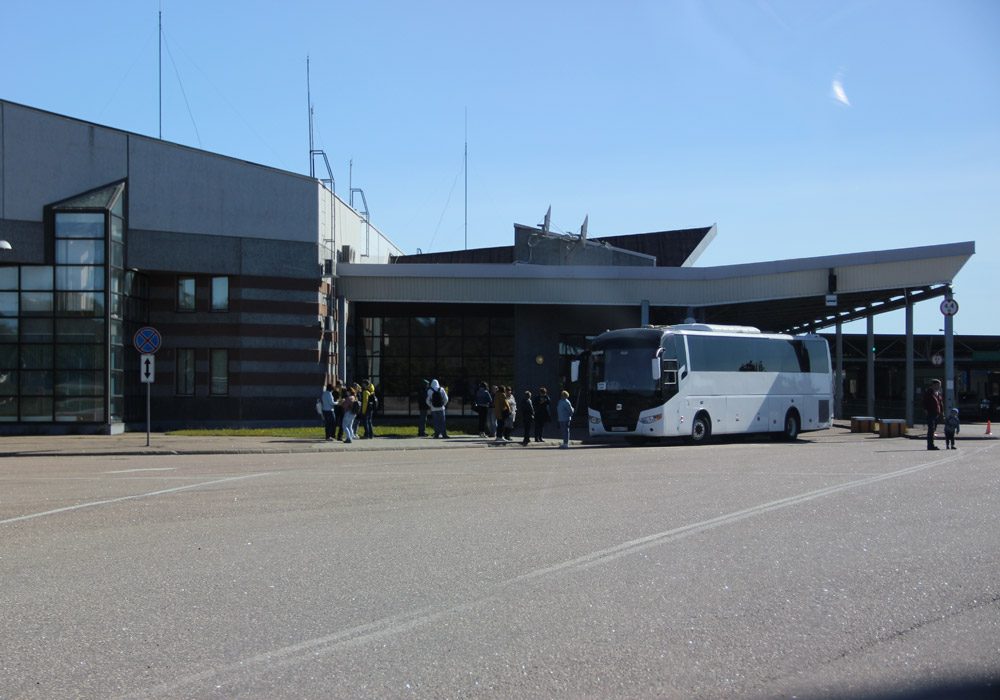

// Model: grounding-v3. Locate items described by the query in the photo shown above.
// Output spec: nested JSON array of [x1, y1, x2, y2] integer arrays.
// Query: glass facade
[[351, 312, 514, 416], [0, 182, 145, 425]]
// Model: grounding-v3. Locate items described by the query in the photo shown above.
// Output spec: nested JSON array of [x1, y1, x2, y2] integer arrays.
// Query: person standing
[[341, 388, 358, 444], [416, 379, 430, 437], [333, 382, 344, 441], [533, 387, 551, 442], [923, 378, 944, 451], [944, 407, 961, 449], [494, 386, 509, 442], [361, 379, 377, 439], [320, 383, 336, 441], [556, 390, 574, 449], [474, 381, 492, 437], [426, 379, 450, 438], [519, 390, 535, 446], [504, 386, 517, 442], [487, 385, 500, 438]]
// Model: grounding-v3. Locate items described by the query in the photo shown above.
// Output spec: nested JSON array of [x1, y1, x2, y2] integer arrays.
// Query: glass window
[[210, 349, 228, 395], [21, 292, 53, 316], [0, 292, 17, 317], [0, 396, 16, 421], [55, 212, 104, 238], [56, 371, 103, 397], [56, 240, 105, 265], [211, 276, 229, 312], [21, 318, 53, 343], [177, 277, 196, 311], [56, 266, 103, 291], [111, 216, 124, 243], [57, 345, 104, 370], [21, 267, 53, 290], [21, 371, 53, 396], [0, 345, 16, 367], [56, 292, 105, 317], [0, 318, 17, 342], [20, 346, 53, 370], [20, 396, 52, 422], [0, 268, 16, 290], [111, 242, 124, 269], [56, 318, 105, 343], [0, 370, 16, 395], [176, 349, 195, 396], [55, 397, 104, 422]]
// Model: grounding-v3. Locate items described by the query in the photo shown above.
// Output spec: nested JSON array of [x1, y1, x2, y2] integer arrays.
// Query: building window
[[211, 276, 229, 312], [177, 277, 195, 312], [210, 349, 228, 395], [176, 349, 195, 396]]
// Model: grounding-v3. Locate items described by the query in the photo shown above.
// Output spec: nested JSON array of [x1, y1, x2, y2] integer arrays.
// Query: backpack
[[369, 393, 379, 412], [431, 388, 445, 408]]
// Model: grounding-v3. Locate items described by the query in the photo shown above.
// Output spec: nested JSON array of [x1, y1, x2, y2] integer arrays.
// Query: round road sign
[[939, 299, 959, 317], [133, 326, 162, 354]]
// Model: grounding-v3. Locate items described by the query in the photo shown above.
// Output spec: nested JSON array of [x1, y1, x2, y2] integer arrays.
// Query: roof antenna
[[579, 215, 589, 242], [540, 206, 551, 234]]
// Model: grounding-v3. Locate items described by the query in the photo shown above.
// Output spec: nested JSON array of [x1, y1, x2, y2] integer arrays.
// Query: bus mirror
[[652, 358, 661, 381], [570, 360, 579, 383]]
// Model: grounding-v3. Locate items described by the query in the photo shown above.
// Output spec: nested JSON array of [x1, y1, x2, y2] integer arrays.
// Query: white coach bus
[[576, 324, 833, 443]]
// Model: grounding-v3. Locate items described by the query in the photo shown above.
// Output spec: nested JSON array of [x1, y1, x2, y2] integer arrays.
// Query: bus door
[[660, 334, 686, 406]]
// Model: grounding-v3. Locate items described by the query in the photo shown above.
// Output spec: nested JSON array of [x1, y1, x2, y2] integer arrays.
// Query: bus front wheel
[[690, 413, 712, 444]]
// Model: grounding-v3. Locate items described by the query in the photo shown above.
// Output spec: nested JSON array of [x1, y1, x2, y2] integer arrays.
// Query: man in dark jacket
[[519, 390, 535, 446], [923, 378, 944, 450]]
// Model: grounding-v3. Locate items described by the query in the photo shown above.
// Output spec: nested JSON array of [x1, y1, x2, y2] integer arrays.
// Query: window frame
[[209, 348, 229, 396], [176, 277, 196, 312], [176, 348, 195, 396]]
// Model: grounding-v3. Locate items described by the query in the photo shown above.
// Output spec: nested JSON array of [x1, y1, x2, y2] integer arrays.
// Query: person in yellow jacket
[[361, 380, 377, 439]]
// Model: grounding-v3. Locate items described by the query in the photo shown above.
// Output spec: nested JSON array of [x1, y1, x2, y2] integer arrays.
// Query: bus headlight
[[589, 415, 602, 424], [639, 413, 662, 424]]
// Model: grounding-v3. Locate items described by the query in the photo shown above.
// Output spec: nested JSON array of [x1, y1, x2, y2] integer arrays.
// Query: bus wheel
[[690, 413, 712, 444], [782, 411, 800, 441]]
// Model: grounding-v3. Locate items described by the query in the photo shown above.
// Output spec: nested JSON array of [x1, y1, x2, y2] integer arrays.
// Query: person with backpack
[[473, 381, 492, 437], [426, 379, 450, 438]]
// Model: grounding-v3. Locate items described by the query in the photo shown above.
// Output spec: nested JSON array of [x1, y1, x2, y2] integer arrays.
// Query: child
[[944, 407, 960, 449]]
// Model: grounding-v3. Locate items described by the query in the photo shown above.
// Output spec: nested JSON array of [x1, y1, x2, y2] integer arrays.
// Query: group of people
[[472, 382, 574, 448], [923, 378, 961, 450], [320, 379, 378, 444]]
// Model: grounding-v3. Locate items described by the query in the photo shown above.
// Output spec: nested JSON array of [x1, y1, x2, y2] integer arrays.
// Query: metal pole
[[158, 10, 162, 140], [866, 314, 875, 417], [464, 108, 468, 250], [944, 288, 955, 410], [905, 295, 915, 427], [835, 320, 843, 420], [146, 381, 151, 447]]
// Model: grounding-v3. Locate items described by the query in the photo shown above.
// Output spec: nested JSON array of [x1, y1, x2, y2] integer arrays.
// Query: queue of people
[[320, 378, 575, 447]]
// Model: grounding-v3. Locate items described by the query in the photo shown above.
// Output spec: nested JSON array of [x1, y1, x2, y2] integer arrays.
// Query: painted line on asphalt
[[121, 443, 994, 698], [0, 473, 272, 526], [105, 467, 177, 474]]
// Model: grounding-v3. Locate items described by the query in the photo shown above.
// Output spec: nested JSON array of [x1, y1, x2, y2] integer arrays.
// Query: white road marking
[[120, 444, 992, 698], [0, 473, 272, 526], [105, 467, 177, 474]]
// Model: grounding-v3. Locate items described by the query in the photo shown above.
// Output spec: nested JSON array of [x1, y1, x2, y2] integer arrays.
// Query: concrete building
[[0, 99, 979, 433]]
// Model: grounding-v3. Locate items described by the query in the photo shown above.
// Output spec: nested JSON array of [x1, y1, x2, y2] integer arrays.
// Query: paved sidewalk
[[0, 433, 578, 458]]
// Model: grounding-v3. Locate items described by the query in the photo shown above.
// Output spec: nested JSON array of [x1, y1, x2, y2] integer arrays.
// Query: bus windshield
[[591, 345, 659, 394]]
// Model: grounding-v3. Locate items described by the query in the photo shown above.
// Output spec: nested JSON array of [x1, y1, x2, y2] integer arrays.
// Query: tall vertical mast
[[307, 56, 314, 177], [464, 108, 468, 250], [158, 9, 162, 139]]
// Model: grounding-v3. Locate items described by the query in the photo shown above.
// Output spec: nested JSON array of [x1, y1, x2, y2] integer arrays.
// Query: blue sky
[[1, 0, 997, 335]]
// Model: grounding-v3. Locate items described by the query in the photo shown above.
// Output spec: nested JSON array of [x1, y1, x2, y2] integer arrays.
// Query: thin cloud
[[831, 74, 851, 106]]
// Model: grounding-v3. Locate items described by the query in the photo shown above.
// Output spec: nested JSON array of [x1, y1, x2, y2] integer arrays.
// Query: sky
[[1, 0, 997, 336]]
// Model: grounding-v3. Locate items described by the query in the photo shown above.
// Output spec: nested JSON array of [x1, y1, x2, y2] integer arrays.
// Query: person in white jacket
[[426, 379, 450, 438]]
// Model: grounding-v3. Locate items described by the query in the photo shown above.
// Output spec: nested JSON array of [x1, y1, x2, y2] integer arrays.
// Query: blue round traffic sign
[[133, 326, 162, 354]]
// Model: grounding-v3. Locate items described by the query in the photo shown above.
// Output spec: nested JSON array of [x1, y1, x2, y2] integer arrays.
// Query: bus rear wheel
[[690, 413, 712, 444]]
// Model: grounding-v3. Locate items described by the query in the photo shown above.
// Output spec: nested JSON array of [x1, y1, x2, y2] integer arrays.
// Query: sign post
[[133, 327, 163, 447]]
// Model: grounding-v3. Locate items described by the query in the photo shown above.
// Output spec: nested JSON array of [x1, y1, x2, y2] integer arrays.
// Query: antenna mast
[[158, 8, 162, 139], [464, 108, 468, 250], [307, 56, 314, 177]]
